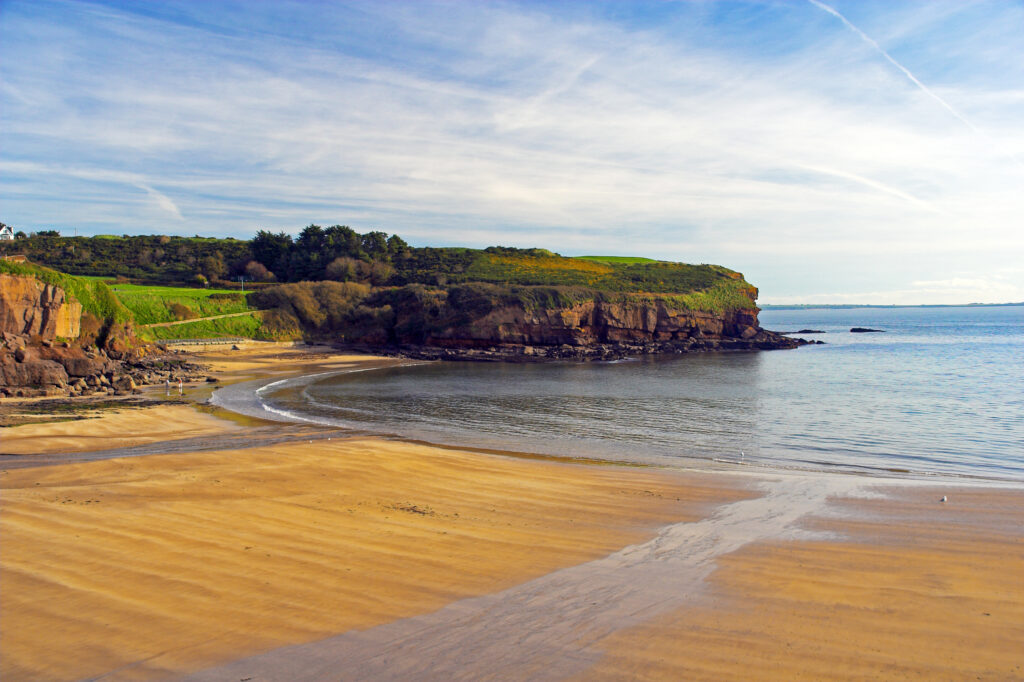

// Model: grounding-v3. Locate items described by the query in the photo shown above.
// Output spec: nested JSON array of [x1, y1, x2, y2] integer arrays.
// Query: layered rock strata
[[355, 298, 807, 361]]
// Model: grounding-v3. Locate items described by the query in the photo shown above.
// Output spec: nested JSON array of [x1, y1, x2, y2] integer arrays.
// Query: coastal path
[[141, 309, 267, 328]]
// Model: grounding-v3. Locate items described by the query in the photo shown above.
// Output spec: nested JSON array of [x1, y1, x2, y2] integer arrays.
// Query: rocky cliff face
[[410, 300, 762, 347], [355, 290, 802, 361], [0, 273, 82, 340]]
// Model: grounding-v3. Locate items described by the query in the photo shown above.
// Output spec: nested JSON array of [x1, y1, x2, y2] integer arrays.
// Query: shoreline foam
[[230, 360, 1024, 486]]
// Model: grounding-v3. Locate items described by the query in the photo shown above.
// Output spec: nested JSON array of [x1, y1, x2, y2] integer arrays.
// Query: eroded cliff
[[251, 280, 802, 361], [0, 273, 83, 340]]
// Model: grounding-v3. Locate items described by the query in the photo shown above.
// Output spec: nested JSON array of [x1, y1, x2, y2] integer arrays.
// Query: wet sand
[[188, 342, 397, 378], [2, 345, 1022, 681], [0, 404, 241, 456], [579, 486, 1024, 681]]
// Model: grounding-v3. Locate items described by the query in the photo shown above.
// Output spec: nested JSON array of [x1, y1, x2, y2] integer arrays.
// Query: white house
[[0, 224, 15, 241]]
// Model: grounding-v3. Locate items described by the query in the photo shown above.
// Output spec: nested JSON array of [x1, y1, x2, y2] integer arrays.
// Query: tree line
[[0, 225, 424, 287], [249, 225, 410, 284]]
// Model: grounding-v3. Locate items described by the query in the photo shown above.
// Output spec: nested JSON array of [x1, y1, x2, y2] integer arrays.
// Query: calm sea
[[255, 306, 1024, 481]]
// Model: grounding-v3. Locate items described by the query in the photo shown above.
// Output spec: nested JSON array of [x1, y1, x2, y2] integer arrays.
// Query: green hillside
[[1, 227, 752, 302], [106, 282, 250, 325]]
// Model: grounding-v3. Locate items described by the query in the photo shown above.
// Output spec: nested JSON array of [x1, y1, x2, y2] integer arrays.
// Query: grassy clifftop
[[460, 250, 738, 294], [1, 230, 757, 308]]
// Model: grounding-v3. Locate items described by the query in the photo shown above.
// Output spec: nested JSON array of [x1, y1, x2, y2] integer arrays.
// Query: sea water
[[255, 305, 1024, 481]]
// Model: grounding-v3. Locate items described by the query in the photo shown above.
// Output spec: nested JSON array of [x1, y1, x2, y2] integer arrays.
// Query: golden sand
[[579, 486, 1024, 681], [189, 342, 390, 376], [0, 404, 241, 455], [0, 434, 742, 681]]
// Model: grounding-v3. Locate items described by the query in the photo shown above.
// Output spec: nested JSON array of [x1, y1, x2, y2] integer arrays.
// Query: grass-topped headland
[[2, 225, 782, 353], [0, 226, 752, 301]]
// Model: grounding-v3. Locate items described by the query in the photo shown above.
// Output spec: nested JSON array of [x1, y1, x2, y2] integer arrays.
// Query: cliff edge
[[250, 279, 804, 361]]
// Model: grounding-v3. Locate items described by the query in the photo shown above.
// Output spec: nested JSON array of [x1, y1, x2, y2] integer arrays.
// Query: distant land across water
[[761, 302, 1023, 310]]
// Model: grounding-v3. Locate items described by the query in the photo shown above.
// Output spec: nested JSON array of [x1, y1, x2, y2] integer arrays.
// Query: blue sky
[[2, 0, 1022, 304]]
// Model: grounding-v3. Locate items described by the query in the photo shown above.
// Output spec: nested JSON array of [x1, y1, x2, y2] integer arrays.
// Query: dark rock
[[0, 357, 69, 388], [58, 356, 105, 378], [850, 327, 885, 333]]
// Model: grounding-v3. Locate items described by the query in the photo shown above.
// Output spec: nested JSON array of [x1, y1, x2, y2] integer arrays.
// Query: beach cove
[[2, 344, 1022, 681]]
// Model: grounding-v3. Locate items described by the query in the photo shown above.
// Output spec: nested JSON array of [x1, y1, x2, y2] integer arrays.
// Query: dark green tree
[[251, 230, 293, 274]]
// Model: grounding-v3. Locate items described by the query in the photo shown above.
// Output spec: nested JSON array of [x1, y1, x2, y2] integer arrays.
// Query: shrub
[[258, 308, 303, 341], [243, 260, 276, 282], [325, 256, 361, 282], [168, 302, 197, 321]]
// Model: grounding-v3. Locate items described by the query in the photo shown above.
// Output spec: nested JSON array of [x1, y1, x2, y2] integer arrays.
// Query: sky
[[1, 0, 1022, 304]]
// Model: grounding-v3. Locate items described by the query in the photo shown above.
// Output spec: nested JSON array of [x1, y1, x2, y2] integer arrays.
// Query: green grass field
[[139, 311, 270, 341], [64, 277, 285, 340], [108, 283, 252, 324], [574, 256, 659, 264]]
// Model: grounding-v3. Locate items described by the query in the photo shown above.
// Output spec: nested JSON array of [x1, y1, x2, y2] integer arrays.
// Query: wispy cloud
[[1, 0, 1022, 302]]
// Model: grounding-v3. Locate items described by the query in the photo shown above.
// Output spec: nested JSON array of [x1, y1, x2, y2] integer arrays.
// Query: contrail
[[807, 0, 981, 135], [797, 163, 939, 212], [135, 183, 184, 220]]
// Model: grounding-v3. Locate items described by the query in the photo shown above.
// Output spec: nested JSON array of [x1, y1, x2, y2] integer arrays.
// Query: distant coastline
[[761, 302, 1023, 310]]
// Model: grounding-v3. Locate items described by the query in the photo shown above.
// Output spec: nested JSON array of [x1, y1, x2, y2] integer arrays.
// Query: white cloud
[[1, 0, 1022, 301]]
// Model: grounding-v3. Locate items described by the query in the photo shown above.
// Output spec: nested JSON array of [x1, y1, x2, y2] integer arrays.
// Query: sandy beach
[[2, 344, 1022, 681], [580, 485, 1024, 681]]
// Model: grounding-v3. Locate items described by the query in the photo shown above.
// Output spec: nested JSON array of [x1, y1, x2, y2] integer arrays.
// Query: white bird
[[940, 495, 947, 503]]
